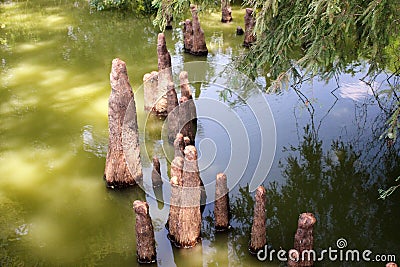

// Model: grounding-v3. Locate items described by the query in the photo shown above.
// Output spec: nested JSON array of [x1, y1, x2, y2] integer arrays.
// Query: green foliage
[[379, 176, 400, 199], [240, 0, 399, 80], [89, 0, 156, 14]]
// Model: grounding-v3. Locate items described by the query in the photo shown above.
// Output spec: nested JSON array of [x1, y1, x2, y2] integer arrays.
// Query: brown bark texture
[[214, 173, 230, 230], [221, 0, 232, 22], [287, 213, 317, 267], [105, 58, 142, 188], [249, 185, 267, 253], [173, 133, 185, 158], [183, 19, 193, 53], [156, 33, 172, 116], [151, 156, 163, 187], [179, 71, 193, 100], [174, 146, 202, 248], [183, 5, 208, 56], [244, 8, 256, 47], [143, 71, 158, 112], [167, 82, 180, 143], [179, 96, 197, 145], [133, 200, 156, 263]]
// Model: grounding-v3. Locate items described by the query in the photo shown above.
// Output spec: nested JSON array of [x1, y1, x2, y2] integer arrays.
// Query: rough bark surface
[[173, 133, 185, 158], [167, 82, 180, 143], [179, 71, 192, 100], [133, 200, 156, 263], [156, 33, 172, 116], [183, 19, 193, 53], [179, 96, 196, 145], [287, 213, 317, 267], [221, 0, 232, 22], [183, 5, 208, 56], [151, 156, 162, 187], [105, 58, 142, 188], [143, 71, 158, 112], [214, 173, 230, 230], [167, 176, 181, 244], [175, 146, 202, 248], [244, 8, 256, 47], [191, 5, 208, 56], [249, 186, 267, 253]]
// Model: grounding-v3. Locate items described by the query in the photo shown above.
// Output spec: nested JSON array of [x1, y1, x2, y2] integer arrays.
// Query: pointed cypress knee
[[188, 4, 208, 56], [143, 71, 159, 112], [214, 173, 230, 231], [167, 82, 180, 143], [105, 58, 142, 188], [249, 186, 267, 254], [179, 71, 192, 100], [287, 213, 317, 267], [173, 133, 185, 158], [156, 33, 172, 116], [179, 96, 196, 145], [133, 200, 156, 264], [244, 8, 256, 47], [183, 19, 193, 53], [221, 0, 232, 22], [151, 156, 163, 187]]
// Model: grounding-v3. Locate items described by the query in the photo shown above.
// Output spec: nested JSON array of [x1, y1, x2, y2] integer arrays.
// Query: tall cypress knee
[[105, 58, 142, 188]]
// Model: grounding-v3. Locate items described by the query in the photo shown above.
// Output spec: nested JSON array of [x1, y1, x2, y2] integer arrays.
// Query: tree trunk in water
[[221, 0, 232, 23], [244, 8, 256, 47], [151, 156, 162, 187], [105, 58, 142, 188], [214, 173, 230, 231], [249, 186, 267, 253], [133, 200, 156, 263], [287, 213, 317, 267]]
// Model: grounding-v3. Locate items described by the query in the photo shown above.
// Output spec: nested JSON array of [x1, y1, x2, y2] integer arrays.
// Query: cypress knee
[[287, 213, 317, 267], [175, 145, 202, 248], [156, 33, 172, 116], [214, 173, 230, 231], [221, 0, 232, 22], [133, 200, 156, 263], [151, 156, 163, 187], [179, 96, 196, 145], [183, 19, 193, 53], [105, 58, 142, 188], [249, 186, 267, 253], [179, 71, 192, 100], [167, 82, 180, 143], [167, 176, 181, 244], [188, 5, 208, 56], [173, 133, 185, 158], [143, 71, 158, 112], [244, 8, 256, 47]]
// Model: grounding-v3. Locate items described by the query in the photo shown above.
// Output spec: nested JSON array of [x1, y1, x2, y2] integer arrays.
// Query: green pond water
[[1, 1, 399, 266]]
